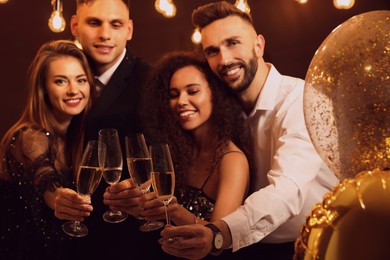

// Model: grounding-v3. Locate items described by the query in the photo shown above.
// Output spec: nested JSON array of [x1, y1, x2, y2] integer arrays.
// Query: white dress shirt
[[222, 64, 339, 251], [96, 48, 127, 87]]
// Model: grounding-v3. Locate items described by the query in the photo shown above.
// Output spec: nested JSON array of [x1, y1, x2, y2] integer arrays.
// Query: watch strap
[[205, 223, 223, 253]]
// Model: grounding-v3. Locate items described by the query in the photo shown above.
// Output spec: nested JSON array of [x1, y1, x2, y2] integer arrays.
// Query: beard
[[218, 49, 258, 93]]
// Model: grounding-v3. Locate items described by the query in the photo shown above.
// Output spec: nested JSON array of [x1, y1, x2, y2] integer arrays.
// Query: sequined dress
[[177, 179, 215, 222], [0, 126, 73, 259], [177, 150, 245, 222]]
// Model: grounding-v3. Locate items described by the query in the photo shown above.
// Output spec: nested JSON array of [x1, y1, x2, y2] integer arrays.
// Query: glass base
[[103, 210, 128, 223], [139, 220, 165, 232], [62, 221, 88, 237]]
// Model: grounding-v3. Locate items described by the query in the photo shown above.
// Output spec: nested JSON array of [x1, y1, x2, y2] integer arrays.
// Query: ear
[[254, 34, 265, 58], [127, 19, 134, 41], [70, 15, 79, 37]]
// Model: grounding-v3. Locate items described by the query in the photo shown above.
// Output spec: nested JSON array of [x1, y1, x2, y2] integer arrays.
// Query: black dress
[[0, 126, 74, 259]]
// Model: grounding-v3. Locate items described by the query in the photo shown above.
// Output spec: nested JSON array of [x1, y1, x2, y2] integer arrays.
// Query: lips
[[220, 64, 242, 82], [179, 111, 195, 117], [178, 110, 196, 120], [95, 44, 113, 54], [64, 98, 82, 107]]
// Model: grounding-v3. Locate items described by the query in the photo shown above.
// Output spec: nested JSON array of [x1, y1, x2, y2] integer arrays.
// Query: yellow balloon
[[303, 10, 390, 180], [294, 169, 390, 260]]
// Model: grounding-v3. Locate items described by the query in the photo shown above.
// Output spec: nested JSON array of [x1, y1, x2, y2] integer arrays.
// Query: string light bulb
[[191, 28, 201, 45], [155, 0, 177, 18], [295, 0, 309, 4], [333, 0, 355, 9], [234, 0, 251, 14], [0, 0, 9, 4], [48, 0, 66, 33]]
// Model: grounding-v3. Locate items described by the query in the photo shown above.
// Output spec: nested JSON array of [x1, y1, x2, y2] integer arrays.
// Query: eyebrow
[[52, 73, 86, 79], [169, 83, 201, 89], [203, 36, 241, 53], [85, 16, 125, 24]]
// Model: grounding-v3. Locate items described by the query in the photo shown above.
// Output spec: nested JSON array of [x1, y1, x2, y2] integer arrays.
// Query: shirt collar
[[247, 63, 282, 117], [96, 48, 127, 86]]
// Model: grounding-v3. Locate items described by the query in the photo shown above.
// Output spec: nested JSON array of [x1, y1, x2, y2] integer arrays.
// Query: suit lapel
[[89, 50, 136, 119]]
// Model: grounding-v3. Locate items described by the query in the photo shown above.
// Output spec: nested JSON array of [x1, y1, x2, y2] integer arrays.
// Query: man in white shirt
[[159, 2, 339, 259]]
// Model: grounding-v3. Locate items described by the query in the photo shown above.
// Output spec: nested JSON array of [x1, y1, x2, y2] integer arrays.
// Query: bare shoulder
[[221, 141, 247, 159], [219, 141, 249, 171]]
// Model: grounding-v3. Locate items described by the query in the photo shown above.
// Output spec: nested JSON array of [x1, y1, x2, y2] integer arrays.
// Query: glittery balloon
[[294, 169, 390, 260], [303, 10, 390, 180], [295, 10, 390, 260]]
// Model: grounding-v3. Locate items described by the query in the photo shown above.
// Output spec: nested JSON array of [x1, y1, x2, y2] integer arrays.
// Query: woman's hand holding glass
[[138, 192, 180, 224], [125, 134, 165, 232], [62, 140, 105, 237], [45, 187, 92, 222], [98, 128, 128, 223]]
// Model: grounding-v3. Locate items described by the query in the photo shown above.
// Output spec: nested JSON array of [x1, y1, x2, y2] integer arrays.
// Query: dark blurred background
[[0, 0, 389, 137]]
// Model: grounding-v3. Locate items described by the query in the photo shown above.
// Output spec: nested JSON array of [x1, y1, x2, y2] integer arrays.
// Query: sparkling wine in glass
[[125, 134, 165, 232], [99, 128, 128, 223], [150, 144, 175, 225], [62, 140, 105, 237]]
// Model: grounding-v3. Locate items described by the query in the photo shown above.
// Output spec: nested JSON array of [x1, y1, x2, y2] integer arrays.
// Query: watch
[[205, 223, 224, 253]]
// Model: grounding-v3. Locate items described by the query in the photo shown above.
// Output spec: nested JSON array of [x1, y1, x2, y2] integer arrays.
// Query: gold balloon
[[296, 10, 390, 260], [294, 169, 390, 260], [303, 10, 390, 180]]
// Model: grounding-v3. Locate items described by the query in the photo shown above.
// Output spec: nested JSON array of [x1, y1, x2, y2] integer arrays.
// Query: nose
[[177, 93, 188, 107], [67, 81, 79, 96], [218, 47, 232, 66], [98, 23, 111, 41]]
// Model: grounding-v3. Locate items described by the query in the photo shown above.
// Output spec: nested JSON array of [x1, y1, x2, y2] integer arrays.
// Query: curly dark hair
[[139, 50, 251, 189]]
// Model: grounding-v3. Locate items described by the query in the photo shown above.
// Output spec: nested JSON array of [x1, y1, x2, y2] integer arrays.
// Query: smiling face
[[169, 65, 213, 134], [45, 56, 90, 125], [201, 15, 262, 93], [71, 0, 133, 74]]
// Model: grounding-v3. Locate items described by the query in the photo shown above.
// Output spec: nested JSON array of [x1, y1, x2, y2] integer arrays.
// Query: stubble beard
[[220, 50, 258, 93]]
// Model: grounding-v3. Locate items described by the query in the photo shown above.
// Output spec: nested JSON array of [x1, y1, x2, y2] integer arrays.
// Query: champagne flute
[[98, 128, 128, 223], [62, 140, 106, 237], [125, 133, 165, 232], [150, 144, 175, 225]]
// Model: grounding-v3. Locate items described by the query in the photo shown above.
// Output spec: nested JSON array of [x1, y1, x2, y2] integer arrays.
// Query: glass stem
[[164, 203, 170, 225]]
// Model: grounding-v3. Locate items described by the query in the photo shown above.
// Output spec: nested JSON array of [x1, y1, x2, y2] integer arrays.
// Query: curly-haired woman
[[139, 50, 252, 231]]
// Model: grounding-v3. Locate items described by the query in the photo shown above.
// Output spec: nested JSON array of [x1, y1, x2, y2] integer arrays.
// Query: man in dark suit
[[66, 1, 178, 259]]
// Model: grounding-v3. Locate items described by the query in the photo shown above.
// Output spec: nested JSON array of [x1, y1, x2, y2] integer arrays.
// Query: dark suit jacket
[[64, 48, 181, 259], [84, 48, 147, 144]]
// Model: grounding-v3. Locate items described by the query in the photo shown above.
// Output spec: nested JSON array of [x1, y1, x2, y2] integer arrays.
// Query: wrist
[[205, 223, 224, 254], [213, 220, 232, 249]]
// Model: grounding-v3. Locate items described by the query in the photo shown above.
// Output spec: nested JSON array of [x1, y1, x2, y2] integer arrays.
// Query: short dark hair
[[192, 1, 253, 30], [76, 0, 130, 10]]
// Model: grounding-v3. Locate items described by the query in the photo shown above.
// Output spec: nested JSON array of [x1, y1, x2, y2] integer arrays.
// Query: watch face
[[215, 233, 223, 249]]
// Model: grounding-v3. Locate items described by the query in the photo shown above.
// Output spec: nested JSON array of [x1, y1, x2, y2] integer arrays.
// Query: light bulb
[[333, 0, 355, 9], [295, 0, 308, 4], [0, 0, 9, 4], [234, 0, 251, 14], [48, 10, 66, 33], [191, 28, 201, 45], [48, 0, 66, 33], [155, 0, 177, 18]]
